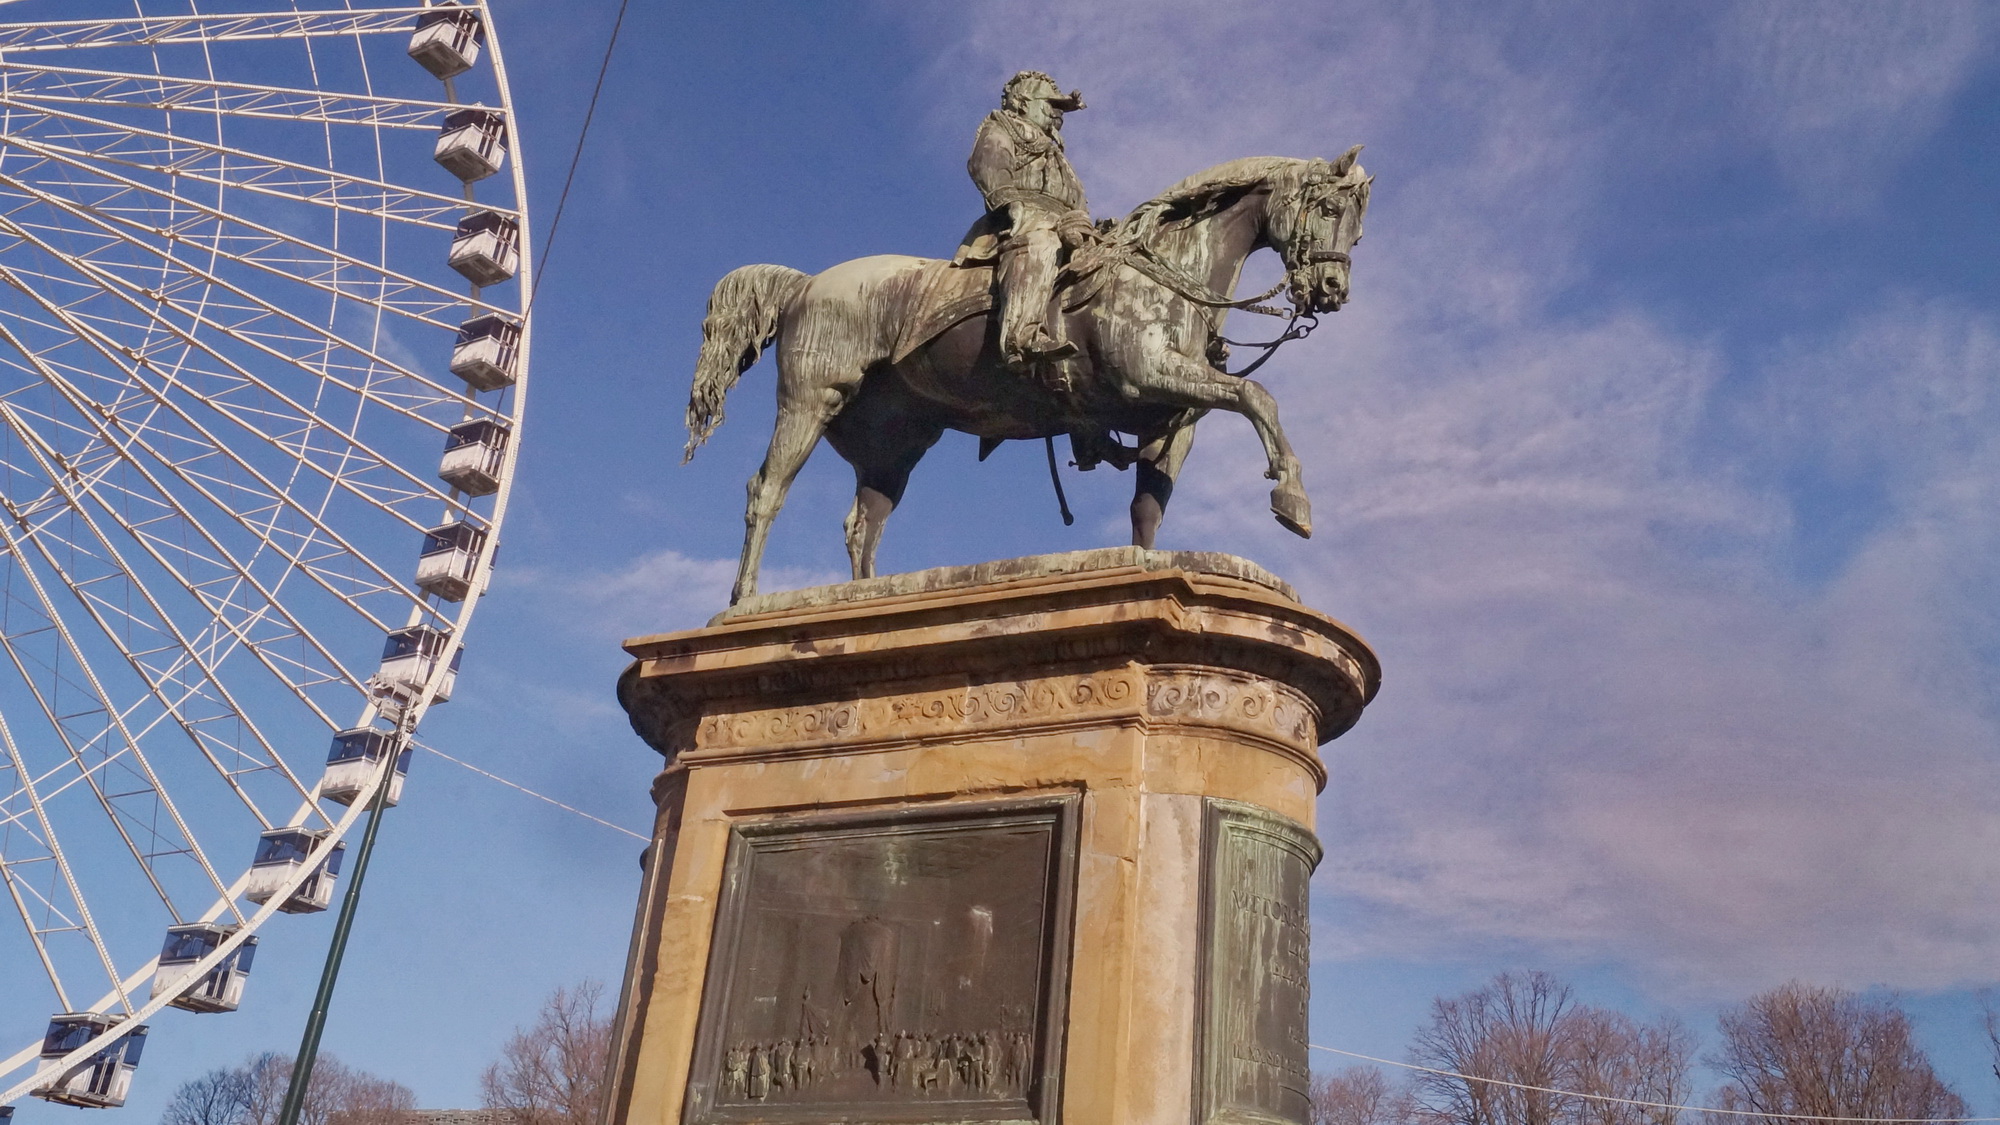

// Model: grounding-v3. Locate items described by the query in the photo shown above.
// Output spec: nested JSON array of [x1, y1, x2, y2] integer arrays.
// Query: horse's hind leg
[[733, 386, 836, 604], [827, 392, 943, 580], [1131, 421, 1198, 549]]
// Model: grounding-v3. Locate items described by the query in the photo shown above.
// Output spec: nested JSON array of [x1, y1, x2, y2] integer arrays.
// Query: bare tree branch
[[481, 981, 612, 1125], [1313, 1064, 1415, 1125], [1708, 982, 1968, 1125], [160, 1052, 413, 1125], [1407, 971, 1693, 1125]]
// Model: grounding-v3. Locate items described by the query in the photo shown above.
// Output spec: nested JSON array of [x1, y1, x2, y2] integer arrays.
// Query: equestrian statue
[[682, 70, 1373, 604]]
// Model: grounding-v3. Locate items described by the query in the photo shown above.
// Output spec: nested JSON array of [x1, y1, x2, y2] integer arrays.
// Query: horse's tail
[[683, 263, 811, 462]]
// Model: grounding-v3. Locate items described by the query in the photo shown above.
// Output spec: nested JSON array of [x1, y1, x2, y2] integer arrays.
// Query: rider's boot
[[998, 228, 1073, 370]]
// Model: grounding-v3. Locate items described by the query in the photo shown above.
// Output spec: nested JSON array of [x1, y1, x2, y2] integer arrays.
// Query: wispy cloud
[[500, 549, 845, 643], [1717, 3, 1989, 204]]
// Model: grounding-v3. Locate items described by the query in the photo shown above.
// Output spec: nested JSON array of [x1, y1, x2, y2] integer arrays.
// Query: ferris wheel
[[0, 0, 531, 1110]]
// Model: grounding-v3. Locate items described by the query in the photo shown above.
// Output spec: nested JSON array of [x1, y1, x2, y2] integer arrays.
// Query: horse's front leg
[[1121, 324, 1312, 538]]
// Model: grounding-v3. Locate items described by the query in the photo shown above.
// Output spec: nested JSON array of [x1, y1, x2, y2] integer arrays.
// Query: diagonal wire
[[1308, 1045, 1999, 1123], [415, 740, 643, 840], [525, 0, 629, 311]]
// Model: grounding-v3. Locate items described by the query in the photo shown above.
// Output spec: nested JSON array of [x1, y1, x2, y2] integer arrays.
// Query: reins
[[1215, 311, 1318, 378], [1113, 172, 1351, 377], [1034, 165, 1350, 519]]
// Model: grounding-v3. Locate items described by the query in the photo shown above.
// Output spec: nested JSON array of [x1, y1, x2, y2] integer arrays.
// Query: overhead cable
[[527, 0, 631, 308], [1309, 1045, 1998, 1124], [416, 741, 645, 840]]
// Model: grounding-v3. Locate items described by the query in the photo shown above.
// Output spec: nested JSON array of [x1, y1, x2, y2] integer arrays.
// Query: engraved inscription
[[686, 800, 1076, 1123], [1198, 801, 1323, 1125]]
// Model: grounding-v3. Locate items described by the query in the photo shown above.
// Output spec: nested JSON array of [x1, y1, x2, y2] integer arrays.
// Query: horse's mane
[[1124, 156, 1306, 225]]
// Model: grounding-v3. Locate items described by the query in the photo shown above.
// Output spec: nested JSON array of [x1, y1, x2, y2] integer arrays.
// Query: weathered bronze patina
[[682, 798, 1077, 1124], [966, 70, 1092, 372], [1196, 800, 1321, 1125], [678, 72, 1373, 604]]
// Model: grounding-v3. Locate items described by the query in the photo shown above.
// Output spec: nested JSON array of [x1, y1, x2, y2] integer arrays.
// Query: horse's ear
[[1331, 144, 1364, 177]]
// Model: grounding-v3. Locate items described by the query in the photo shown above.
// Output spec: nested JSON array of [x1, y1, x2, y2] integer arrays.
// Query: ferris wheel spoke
[[0, 10, 421, 54], [0, 130, 509, 325], [0, 101, 482, 229], [0, 518, 249, 929], [0, 203, 488, 510], [0, 848, 78, 1010], [0, 286, 450, 635], [0, 407, 316, 830], [0, 707, 137, 1016], [0, 371, 437, 644], [0, 60, 467, 132], [0, 183, 493, 432], [0, 322, 405, 723]]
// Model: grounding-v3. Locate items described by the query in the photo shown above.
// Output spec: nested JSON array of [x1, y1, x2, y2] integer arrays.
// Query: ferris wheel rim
[[0, 0, 535, 1104]]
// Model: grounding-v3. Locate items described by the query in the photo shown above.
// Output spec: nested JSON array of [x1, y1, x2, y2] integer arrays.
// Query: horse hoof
[[1270, 484, 1312, 539]]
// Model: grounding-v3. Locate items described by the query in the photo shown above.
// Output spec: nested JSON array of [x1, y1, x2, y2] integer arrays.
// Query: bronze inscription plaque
[[1196, 800, 1322, 1125], [684, 797, 1077, 1124]]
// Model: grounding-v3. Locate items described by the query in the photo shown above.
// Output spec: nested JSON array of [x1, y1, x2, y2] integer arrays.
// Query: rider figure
[[969, 71, 1094, 372]]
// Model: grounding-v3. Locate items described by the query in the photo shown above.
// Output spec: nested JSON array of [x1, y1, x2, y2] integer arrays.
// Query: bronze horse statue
[[683, 149, 1372, 603]]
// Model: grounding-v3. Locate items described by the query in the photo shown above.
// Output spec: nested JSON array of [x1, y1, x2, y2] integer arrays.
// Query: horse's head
[[1269, 147, 1371, 313]]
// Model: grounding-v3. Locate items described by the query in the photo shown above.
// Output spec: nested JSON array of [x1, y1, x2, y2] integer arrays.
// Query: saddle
[[890, 216, 1121, 365]]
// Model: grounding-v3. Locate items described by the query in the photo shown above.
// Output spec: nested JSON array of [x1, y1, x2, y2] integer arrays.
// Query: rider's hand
[[1057, 210, 1096, 248]]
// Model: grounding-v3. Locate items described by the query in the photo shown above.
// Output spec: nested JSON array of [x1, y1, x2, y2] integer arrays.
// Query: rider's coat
[[968, 108, 1087, 219]]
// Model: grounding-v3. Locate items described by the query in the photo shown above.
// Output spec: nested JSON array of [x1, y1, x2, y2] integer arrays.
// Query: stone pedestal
[[605, 548, 1377, 1125]]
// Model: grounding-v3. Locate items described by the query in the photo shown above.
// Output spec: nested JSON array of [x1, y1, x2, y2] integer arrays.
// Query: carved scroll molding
[[1142, 666, 1317, 753], [686, 664, 1321, 768], [882, 669, 1139, 735]]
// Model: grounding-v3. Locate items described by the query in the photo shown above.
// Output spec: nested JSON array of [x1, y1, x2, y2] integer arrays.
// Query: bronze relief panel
[[684, 796, 1078, 1124], [1196, 799, 1322, 1125]]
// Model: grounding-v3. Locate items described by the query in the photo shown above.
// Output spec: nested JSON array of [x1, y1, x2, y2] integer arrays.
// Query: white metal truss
[[0, 0, 533, 1104]]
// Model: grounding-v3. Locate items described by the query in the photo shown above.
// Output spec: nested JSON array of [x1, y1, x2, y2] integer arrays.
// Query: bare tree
[[1408, 972, 1692, 1125], [1709, 982, 1967, 1125], [162, 1066, 253, 1125], [239, 1052, 291, 1125], [321, 1058, 419, 1125], [481, 981, 612, 1125], [1563, 1008, 1692, 1125], [1410, 971, 1578, 1125], [160, 1052, 414, 1125], [1312, 1064, 1412, 1125]]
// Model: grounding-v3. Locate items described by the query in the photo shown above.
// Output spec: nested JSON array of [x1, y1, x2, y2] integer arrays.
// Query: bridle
[[1120, 160, 1368, 376]]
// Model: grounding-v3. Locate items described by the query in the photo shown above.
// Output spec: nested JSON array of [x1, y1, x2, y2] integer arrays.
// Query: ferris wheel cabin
[[372, 624, 461, 717], [449, 313, 523, 391], [407, 5, 485, 80], [439, 418, 510, 495], [244, 829, 346, 914], [32, 1015, 147, 1108], [319, 728, 412, 809], [417, 520, 489, 601], [448, 209, 521, 287], [149, 923, 257, 1014], [436, 107, 509, 183]]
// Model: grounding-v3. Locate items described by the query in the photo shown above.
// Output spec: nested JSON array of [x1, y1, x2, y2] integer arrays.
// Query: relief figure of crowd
[[721, 1028, 1035, 1101]]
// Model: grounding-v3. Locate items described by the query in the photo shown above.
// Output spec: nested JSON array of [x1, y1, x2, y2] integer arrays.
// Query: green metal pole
[[275, 752, 397, 1125]]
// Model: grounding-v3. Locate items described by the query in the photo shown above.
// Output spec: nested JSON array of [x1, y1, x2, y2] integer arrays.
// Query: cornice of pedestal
[[616, 549, 1379, 777]]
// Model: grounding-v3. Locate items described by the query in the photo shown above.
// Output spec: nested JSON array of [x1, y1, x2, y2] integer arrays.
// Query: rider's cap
[[1006, 70, 1086, 112]]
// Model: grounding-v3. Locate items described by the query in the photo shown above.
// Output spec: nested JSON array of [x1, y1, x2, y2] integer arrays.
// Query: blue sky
[[8, 0, 2000, 1119]]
